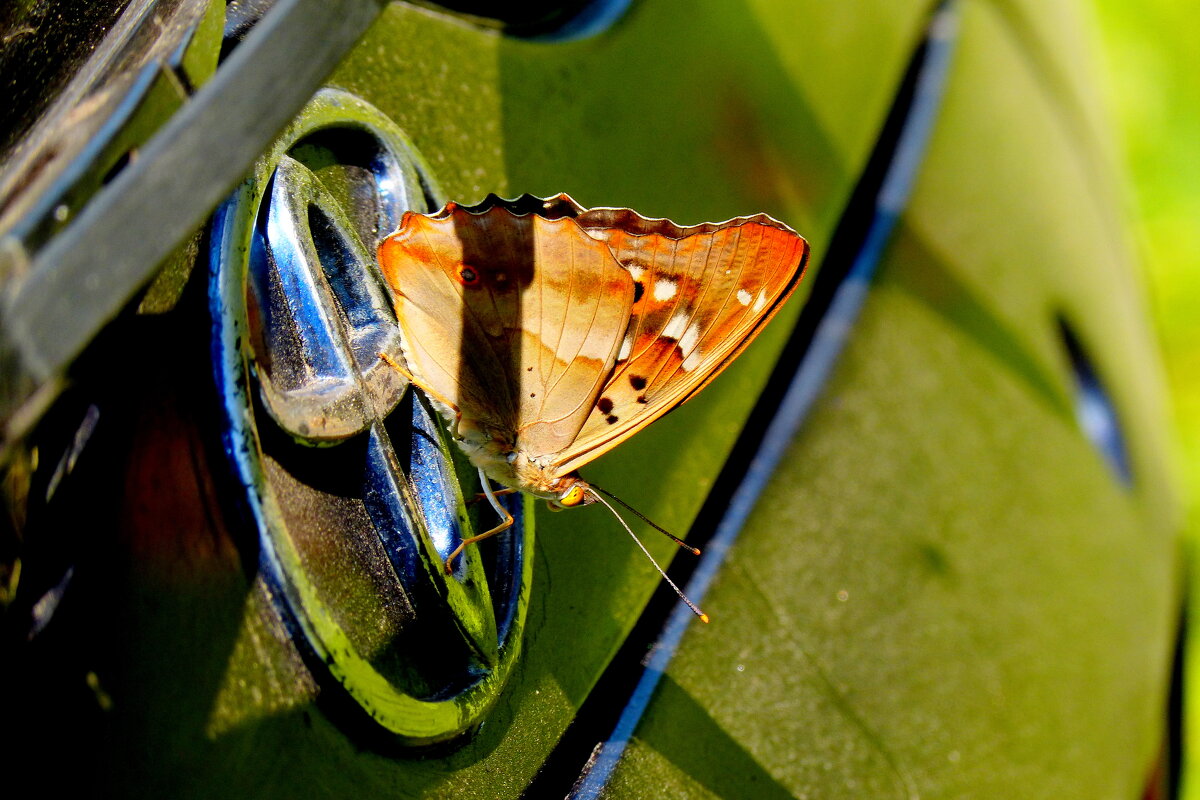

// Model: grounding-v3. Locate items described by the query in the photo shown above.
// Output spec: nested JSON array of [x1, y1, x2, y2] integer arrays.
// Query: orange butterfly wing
[[377, 201, 634, 462], [550, 208, 809, 475]]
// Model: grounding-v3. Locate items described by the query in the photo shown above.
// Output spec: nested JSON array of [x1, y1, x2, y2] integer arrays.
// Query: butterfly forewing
[[550, 213, 809, 474], [379, 205, 634, 461]]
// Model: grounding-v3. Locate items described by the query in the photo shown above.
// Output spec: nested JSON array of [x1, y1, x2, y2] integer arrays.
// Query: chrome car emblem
[[209, 89, 532, 745]]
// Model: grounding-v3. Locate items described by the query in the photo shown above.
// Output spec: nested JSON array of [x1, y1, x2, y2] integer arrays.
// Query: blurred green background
[[1091, 0, 1200, 794]]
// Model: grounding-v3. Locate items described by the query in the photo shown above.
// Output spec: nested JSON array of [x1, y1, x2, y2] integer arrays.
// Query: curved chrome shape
[[209, 88, 532, 745]]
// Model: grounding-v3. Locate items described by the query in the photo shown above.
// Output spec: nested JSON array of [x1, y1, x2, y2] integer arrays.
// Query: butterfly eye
[[558, 485, 585, 507], [457, 265, 480, 285]]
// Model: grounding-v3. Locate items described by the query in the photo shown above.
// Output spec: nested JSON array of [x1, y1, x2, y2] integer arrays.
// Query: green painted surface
[[605, 1, 1178, 797], [110, 0, 926, 796], [159, 2, 925, 797], [78, 0, 1178, 796], [610, 279, 1173, 798]]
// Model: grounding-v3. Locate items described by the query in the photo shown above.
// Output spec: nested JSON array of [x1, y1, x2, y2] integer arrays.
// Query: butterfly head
[[545, 474, 596, 510]]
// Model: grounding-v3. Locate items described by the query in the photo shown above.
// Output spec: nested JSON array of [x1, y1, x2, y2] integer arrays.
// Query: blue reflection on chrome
[[408, 395, 464, 561], [536, 0, 633, 41]]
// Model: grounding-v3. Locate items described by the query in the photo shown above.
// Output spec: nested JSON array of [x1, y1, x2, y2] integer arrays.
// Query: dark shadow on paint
[[1055, 314, 1133, 484], [633, 675, 798, 800]]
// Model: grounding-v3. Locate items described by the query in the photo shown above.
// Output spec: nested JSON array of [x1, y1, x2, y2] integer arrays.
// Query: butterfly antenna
[[588, 482, 701, 556], [586, 489, 709, 624]]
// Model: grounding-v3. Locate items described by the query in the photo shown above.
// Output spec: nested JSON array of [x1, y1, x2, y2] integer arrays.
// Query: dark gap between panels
[[521, 3, 956, 796]]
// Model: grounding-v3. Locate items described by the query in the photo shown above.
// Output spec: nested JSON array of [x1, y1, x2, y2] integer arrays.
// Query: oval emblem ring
[[210, 88, 533, 745]]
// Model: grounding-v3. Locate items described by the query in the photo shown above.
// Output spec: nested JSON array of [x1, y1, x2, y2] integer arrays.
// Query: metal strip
[[569, 4, 960, 797], [0, 0, 386, 419]]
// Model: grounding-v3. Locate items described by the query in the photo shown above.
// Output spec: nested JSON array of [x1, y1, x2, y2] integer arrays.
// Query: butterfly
[[377, 193, 809, 621]]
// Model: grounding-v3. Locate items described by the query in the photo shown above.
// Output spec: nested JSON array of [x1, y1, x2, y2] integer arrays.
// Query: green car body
[[0, 1, 1179, 797]]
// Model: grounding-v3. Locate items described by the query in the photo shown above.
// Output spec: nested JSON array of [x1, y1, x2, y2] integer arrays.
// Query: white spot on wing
[[627, 265, 645, 281], [752, 290, 768, 313], [679, 322, 700, 356], [653, 278, 677, 302], [662, 312, 688, 340], [679, 321, 704, 372], [737, 289, 752, 306], [618, 334, 633, 361]]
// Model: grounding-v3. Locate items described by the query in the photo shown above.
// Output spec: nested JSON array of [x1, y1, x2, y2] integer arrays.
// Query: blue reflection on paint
[[1060, 320, 1132, 485]]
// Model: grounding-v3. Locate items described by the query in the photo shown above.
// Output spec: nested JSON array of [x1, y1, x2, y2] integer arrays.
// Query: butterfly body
[[377, 194, 809, 573]]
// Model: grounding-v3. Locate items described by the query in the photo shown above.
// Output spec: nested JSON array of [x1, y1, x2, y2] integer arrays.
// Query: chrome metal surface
[[210, 89, 533, 745], [0, 0, 388, 448]]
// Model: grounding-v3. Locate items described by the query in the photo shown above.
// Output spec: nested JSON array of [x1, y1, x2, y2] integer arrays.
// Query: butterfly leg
[[467, 487, 518, 506], [379, 352, 464, 438], [443, 468, 515, 574]]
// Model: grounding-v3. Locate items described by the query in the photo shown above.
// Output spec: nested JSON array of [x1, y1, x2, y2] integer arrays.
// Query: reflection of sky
[[1074, 377, 1132, 485], [410, 421, 460, 561], [539, 0, 635, 42], [1060, 318, 1132, 486]]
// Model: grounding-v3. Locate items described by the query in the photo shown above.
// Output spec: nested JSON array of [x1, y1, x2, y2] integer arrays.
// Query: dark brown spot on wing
[[633, 281, 644, 303], [605, 414, 619, 425], [598, 397, 614, 414], [629, 375, 647, 390]]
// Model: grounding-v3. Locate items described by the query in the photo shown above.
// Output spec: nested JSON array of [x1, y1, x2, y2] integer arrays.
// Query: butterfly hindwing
[[378, 201, 634, 461]]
